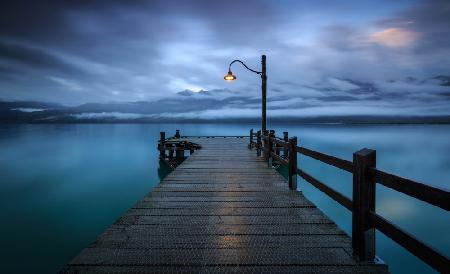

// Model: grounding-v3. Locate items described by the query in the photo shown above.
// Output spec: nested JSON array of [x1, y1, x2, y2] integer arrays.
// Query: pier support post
[[175, 143, 184, 161], [283, 131, 289, 157], [352, 148, 376, 262], [267, 130, 275, 167], [159, 132, 166, 160], [248, 129, 254, 149], [263, 130, 269, 160], [275, 130, 280, 156], [288, 136, 298, 190], [267, 129, 275, 167], [169, 144, 174, 159], [256, 130, 262, 157]]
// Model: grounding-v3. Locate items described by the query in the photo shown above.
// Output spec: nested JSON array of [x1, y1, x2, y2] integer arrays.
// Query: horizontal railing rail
[[369, 168, 450, 211], [296, 146, 354, 173], [272, 138, 289, 148], [171, 135, 247, 139], [297, 168, 353, 211], [270, 151, 289, 166], [249, 128, 450, 273], [369, 211, 449, 272]]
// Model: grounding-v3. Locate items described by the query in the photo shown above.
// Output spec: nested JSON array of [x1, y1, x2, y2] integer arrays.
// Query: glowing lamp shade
[[224, 70, 236, 81]]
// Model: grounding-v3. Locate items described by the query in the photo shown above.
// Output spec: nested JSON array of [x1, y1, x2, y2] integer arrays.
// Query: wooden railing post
[[283, 131, 288, 157], [159, 132, 166, 160], [256, 130, 262, 157], [175, 129, 180, 138], [268, 130, 275, 167], [288, 136, 298, 190], [248, 129, 254, 149], [352, 148, 376, 262], [263, 130, 269, 160]]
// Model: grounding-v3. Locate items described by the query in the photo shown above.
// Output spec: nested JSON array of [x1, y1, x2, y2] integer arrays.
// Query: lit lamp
[[224, 70, 237, 81], [224, 55, 267, 132]]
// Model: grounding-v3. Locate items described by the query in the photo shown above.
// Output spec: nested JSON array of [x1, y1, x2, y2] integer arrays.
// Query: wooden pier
[[63, 130, 449, 273]]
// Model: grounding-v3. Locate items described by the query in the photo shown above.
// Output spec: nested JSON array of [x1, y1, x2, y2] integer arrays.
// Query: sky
[[0, 0, 449, 119]]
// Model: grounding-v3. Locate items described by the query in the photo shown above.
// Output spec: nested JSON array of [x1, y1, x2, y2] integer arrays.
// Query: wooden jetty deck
[[63, 137, 390, 273]]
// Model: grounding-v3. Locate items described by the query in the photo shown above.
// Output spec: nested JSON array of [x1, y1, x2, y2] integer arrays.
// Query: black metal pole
[[226, 56, 266, 132], [261, 55, 267, 133]]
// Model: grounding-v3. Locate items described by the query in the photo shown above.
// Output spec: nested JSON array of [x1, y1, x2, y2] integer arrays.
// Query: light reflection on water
[[0, 123, 448, 274]]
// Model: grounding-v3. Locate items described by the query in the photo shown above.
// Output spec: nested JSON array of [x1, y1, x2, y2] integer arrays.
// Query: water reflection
[[158, 160, 173, 181]]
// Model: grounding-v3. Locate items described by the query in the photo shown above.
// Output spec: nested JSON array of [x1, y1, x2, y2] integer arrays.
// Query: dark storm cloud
[[438, 92, 450, 99], [0, 65, 21, 78], [0, 41, 81, 74], [0, 0, 449, 117], [1, 1, 165, 65]]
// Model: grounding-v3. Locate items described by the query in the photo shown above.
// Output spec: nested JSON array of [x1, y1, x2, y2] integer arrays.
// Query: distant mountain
[[1, 75, 449, 123], [0, 101, 61, 111], [0, 90, 256, 123], [1, 99, 449, 124], [177, 90, 195, 96]]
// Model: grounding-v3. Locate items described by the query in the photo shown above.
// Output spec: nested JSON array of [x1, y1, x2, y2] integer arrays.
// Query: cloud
[[47, 76, 83, 91], [368, 28, 419, 48], [12, 108, 45, 112], [326, 78, 360, 91], [168, 78, 206, 93], [0, 0, 449, 118]]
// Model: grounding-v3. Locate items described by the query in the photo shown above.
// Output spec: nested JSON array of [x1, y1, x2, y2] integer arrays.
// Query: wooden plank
[[94, 234, 352, 249], [68, 247, 359, 266], [62, 265, 389, 273], [116, 215, 335, 225], [123, 207, 325, 216], [133, 200, 316, 208], [63, 137, 388, 273], [98, 223, 346, 236]]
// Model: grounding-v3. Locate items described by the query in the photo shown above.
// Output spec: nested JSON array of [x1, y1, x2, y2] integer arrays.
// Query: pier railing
[[250, 129, 449, 273], [158, 130, 246, 168], [157, 130, 203, 169]]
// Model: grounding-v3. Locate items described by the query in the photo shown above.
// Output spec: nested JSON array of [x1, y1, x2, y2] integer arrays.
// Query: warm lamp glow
[[224, 70, 236, 81]]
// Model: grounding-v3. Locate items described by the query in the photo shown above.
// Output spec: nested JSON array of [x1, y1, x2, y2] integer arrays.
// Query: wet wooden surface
[[62, 137, 388, 273]]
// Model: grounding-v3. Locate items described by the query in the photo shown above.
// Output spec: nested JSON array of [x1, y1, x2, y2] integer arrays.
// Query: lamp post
[[224, 55, 267, 132]]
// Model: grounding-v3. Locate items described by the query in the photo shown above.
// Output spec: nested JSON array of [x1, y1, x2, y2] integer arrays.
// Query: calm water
[[0, 123, 448, 273]]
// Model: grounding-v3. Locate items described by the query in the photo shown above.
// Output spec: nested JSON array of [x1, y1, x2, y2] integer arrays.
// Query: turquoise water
[[0, 124, 448, 273]]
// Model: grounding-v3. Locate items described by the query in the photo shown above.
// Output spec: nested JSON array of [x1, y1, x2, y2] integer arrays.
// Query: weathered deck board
[[62, 137, 388, 273]]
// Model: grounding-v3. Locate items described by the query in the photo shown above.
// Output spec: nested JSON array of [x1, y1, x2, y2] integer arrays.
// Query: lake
[[0, 123, 448, 273]]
